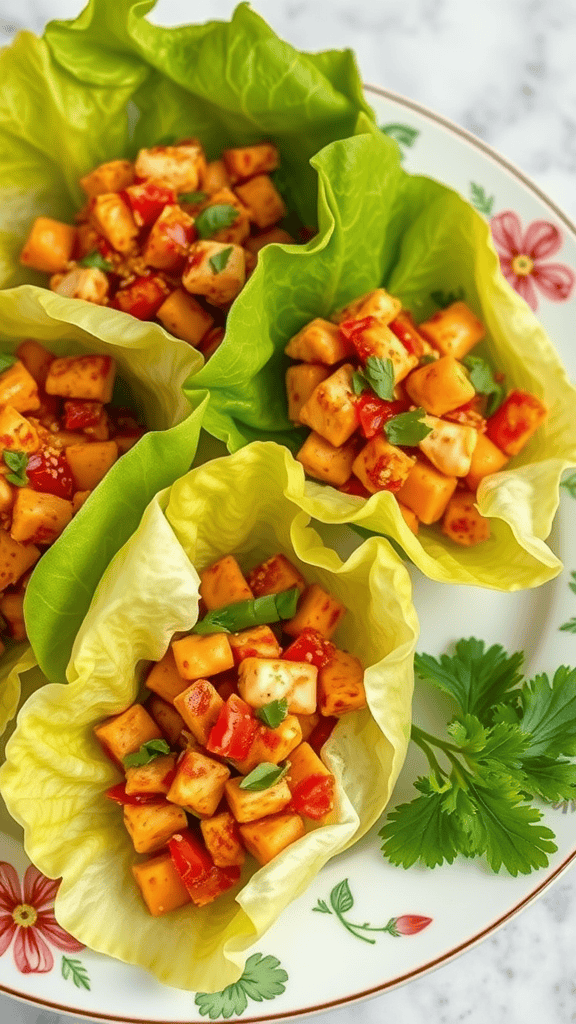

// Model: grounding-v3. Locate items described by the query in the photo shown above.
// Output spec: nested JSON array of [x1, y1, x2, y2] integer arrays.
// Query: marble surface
[[0, 0, 575, 1022]]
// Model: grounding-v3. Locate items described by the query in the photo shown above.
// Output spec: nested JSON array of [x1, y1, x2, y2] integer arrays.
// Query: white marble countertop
[[0, 1, 575, 1022]]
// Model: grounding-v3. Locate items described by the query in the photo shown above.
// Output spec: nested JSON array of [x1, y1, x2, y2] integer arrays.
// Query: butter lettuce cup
[[187, 128, 576, 591], [0, 441, 418, 992]]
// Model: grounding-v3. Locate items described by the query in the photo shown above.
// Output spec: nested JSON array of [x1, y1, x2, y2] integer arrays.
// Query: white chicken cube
[[135, 143, 206, 193], [419, 416, 478, 477], [238, 658, 318, 715], [90, 193, 138, 254], [182, 241, 245, 306], [50, 267, 109, 305]]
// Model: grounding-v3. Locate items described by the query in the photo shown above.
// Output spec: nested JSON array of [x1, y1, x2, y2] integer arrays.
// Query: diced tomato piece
[[185, 864, 241, 907], [169, 828, 213, 888], [291, 773, 335, 820], [122, 183, 176, 227], [105, 783, 165, 806], [64, 400, 103, 431], [355, 393, 409, 438], [389, 311, 427, 356], [485, 390, 547, 456], [282, 628, 335, 669], [308, 716, 338, 754], [27, 449, 74, 500], [443, 395, 486, 430], [110, 276, 169, 320], [206, 694, 257, 761], [338, 476, 371, 499], [339, 316, 377, 344]]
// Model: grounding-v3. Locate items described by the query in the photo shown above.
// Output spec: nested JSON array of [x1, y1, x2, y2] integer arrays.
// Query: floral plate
[[0, 85, 575, 1023]]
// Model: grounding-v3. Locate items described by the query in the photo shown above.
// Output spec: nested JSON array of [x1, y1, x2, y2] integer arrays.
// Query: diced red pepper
[[110, 276, 169, 320], [63, 400, 103, 431], [338, 476, 371, 499], [290, 773, 335, 820], [105, 783, 165, 806], [122, 183, 176, 227], [185, 864, 241, 907], [308, 716, 338, 754], [168, 829, 240, 906], [206, 694, 257, 761], [27, 449, 74, 500], [355, 393, 410, 439], [389, 311, 428, 356], [282, 628, 335, 669], [339, 316, 377, 343], [485, 390, 547, 456]]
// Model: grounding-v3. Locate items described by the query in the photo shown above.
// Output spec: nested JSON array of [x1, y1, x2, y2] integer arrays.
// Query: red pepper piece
[[355, 393, 410, 439], [105, 783, 165, 806], [206, 694, 257, 761], [168, 829, 239, 905], [291, 773, 335, 820], [389, 311, 428, 356], [308, 716, 338, 754], [63, 400, 103, 431], [282, 628, 335, 669], [122, 183, 176, 227], [339, 316, 377, 344], [185, 864, 241, 907], [486, 390, 547, 456], [110, 276, 169, 320], [337, 476, 371, 499], [27, 450, 74, 500]]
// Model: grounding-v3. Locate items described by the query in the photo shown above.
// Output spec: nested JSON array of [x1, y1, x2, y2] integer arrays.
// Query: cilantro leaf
[[3, 450, 28, 487], [195, 204, 238, 239], [178, 190, 207, 204], [256, 699, 289, 729], [560, 471, 576, 498], [363, 357, 395, 401], [517, 666, 576, 758], [193, 588, 300, 635], [520, 756, 576, 803], [209, 246, 233, 275], [123, 738, 171, 769], [352, 370, 369, 395], [384, 408, 431, 446], [379, 786, 464, 869], [0, 353, 17, 375], [195, 953, 287, 1018], [78, 250, 113, 272], [462, 354, 506, 416], [414, 638, 524, 723], [240, 761, 290, 791]]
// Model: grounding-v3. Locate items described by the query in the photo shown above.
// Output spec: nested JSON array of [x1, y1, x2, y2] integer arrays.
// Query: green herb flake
[[256, 699, 289, 729], [0, 353, 17, 375], [3, 450, 28, 487], [209, 246, 234, 275], [195, 204, 239, 239], [384, 408, 432, 446], [78, 250, 113, 272], [462, 354, 506, 416], [193, 587, 300, 635], [352, 370, 369, 395], [178, 190, 207, 205], [240, 761, 290, 791], [123, 738, 171, 769], [362, 356, 395, 401]]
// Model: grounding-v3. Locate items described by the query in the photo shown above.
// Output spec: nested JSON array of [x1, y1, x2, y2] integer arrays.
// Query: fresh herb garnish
[[78, 250, 113, 272], [209, 246, 233, 275], [430, 288, 465, 308], [256, 699, 289, 729], [379, 638, 576, 875], [384, 408, 432, 446], [462, 354, 506, 416], [239, 761, 290, 791], [193, 587, 300, 636], [123, 738, 171, 769], [0, 353, 17, 375], [195, 204, 238, 239], [418, 354, 436, 366], [352, 356, 395, 401], [3, 450, 28, 487], [178, 190, 207, 205]]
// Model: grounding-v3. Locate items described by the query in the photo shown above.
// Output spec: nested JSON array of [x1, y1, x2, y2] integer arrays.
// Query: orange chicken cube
[[235, 174, 286, 230], [132, 851, 191, 916], [65, 441, 118, 491], [442, 490, 491, 546], [125, 755, 176, 796], [95, 704, 163, 764], [225, 775, 292, 824], [284, 584, 346, 639], [418, 301, 485, 359], [11, 489, 73, 545], [297, 431, 357, 487], [239, 812, 305, 865], [80, 159, 135, 197], [222, 143, 279, 182], [465, 432, 509, 491], [173, 680, 224, 745], [318, 649, 366, 716], [200, 811, 245, 867], [0, 407, 39, 453], [167, 750, 230, 818], [156, 289, 214, 347], [0, 361, 40, 414], [16, 341, 54, 387], [20, 217, 77, 274], [145, 648, 188, 703], [200, 554, 253, 609], [246, 553, 305, 598], [404, 355, 475, 416], [228, 625, 282, 664], [299, 364, 357, 448], [124, 802, 187, 855], [0, 529, 40, 589], [352, 436, 415, 494], [45, 355, 116, 403], [146, 695, 186, 747], [396, 458, 458, 524], [333, 288, 402, 326], [286, 364, 331, 422]]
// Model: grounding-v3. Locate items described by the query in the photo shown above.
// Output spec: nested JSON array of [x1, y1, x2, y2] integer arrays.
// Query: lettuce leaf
[[184, 129, 576, 590], [0, 441, 417, 992]]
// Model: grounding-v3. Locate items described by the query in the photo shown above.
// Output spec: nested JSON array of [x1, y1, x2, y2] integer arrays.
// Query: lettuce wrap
[[0, 441, 418, 991], [185, 129, 576, 591]]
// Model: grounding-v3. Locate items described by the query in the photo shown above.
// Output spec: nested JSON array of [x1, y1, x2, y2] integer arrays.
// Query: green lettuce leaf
[[0, 441, 418, 992], [184, 129, 576, 590]]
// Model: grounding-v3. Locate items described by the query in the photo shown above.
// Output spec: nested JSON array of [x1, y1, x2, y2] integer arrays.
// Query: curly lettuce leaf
[[0, 441, 417, 992], [184, 128, 576, 589]]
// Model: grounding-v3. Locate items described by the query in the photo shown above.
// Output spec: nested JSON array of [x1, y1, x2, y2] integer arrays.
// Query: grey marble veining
[[0, 1, 575, 1022]]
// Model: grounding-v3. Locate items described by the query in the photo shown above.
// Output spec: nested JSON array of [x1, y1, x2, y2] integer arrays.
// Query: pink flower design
[[390, 914, 432, 936], [490, 211, 575, 312], [0, 862, 83, 974]]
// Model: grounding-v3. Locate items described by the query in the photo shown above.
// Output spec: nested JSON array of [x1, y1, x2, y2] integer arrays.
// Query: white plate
[[0, 85, 575, 1022]]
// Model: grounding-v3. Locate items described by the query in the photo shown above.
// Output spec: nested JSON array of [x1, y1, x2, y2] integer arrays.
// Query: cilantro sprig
[[352, 357, 395, 401], [462, 354, 506, 416], [384, 408, 432, 446], [78, 250, 113, 272], [3, 450, 28, 487], [209, 246, 233, 274], [379, 638, 576, 876], [195, 204, 238, 239], [240, 761, 290, 791], [123, 739, 171, 769]]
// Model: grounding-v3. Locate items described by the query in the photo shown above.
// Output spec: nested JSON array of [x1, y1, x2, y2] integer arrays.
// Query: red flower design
[[490, 211, 575, 312], [0, 862, 83, 974], [391, 914, 432, 936]]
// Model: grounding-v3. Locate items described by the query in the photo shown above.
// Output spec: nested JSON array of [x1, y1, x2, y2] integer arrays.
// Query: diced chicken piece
[[172, 633, 234, 682], [286, 741, 335, 814], [124, 802, 187, 855], [297, 431, 357, 487], [65, 441, 118, 491], [16, 341, 54, 388], [198, 188, 250, 245], [90, 193, 138, 254], [95, 704, 163, 763], [284, 319, 352, 366], [396, 457, 458, 524], [0, 407, 39, 453], [239, 812, 305, 865], [201, 159, 232, 194], [299, 364, 357, 448], [45, 355, 116, 403], [0, 529, 40, 589], [347, 321, 418, 383], [173, 679, 224, 746], [200, 811, 245, 867], [182, 241, 245, 306], [352, 435, 415, 495], [0, 592, 26, 641], [235, 174, 286, 230], [228, 625, 282, 664], [125, 755, 176, 796], [142, 205, 195, 271], [135, 142, 207, 192], [0, 476, 14, 514], [0, 362, 40, 414], [286, 365, 330, 423], [238, 657, 317, 715], [246, 553, 306, 598], [222, 143, 279, 182], [388, 311, 433, 359], [71, 489, 91, 514], [404, 355, 475, 416], [418, 416, 478, 477], [397, 501, 419, 534], [485, 390, 547, 456], [284, 583, 346, 639], [146, 647, 188, 703], [20, 217, 77, 274], [225, 775, 292, 824], [11, 489, 73, 545], [295, 712, 320, 742], [80, 159, 135, 197], [167, 750, 230, 817], [318, 649, 366, 716], [466, 432, 509, 492], [234, 715, 302, 775], [418, 301, 485, 359], [50, 266, 109, 305], [200, 555, 253, 609], [332, 288, 402, 325], [147, 694, 187, 747], [244, 228, 295, 256], [132, 851, 191, 916], [156, 289, 214, 347], [442, 490, 491, 546]]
